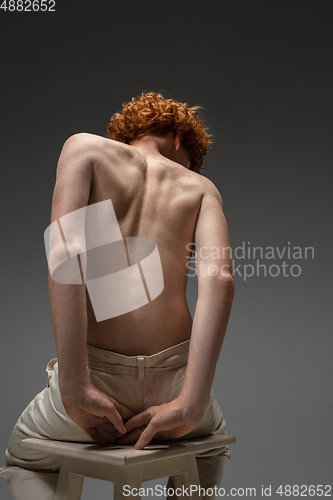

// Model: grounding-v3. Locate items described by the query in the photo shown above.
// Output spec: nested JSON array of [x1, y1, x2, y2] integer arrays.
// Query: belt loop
[[46, 358, 58, 388], [138, 356, 145, 384]]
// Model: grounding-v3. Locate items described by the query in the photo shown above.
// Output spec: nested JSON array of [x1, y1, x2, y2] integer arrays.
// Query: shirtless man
[[0, 92, 235, 500]]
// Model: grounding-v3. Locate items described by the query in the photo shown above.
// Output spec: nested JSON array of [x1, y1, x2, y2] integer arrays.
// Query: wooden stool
[[22, 434, 236, 500]]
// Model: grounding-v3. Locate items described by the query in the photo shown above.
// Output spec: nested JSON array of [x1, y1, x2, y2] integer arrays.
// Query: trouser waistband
[[86, 339, 190, 368]]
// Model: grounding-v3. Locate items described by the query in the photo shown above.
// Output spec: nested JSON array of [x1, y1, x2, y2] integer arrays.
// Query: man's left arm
[[48, 133, 133, 444]]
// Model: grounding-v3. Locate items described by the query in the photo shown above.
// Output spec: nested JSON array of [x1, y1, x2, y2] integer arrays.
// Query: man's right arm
[[177, 182, 235, 417], [115, 181, 235, 448]]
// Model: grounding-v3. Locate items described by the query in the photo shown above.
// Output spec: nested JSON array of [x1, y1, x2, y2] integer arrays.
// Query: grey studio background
[[0, 1, 332, 499]]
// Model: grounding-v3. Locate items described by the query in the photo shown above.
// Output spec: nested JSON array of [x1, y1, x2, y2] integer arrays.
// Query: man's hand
[[114, 398, 202, 450], [62, 382, 136, 445]]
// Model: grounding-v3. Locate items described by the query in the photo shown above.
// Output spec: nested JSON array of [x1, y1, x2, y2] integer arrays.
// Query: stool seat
[[22, 434, 236, 499]]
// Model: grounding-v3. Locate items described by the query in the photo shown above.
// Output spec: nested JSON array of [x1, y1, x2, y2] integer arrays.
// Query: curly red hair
[[107, 92, 212, 173]]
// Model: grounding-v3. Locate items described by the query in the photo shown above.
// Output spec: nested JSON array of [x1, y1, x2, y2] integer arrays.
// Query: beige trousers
[[0, 339, 230, 500]]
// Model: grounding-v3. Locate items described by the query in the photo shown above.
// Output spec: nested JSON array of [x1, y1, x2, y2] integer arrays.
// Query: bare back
[[85, 135, 207, 355]]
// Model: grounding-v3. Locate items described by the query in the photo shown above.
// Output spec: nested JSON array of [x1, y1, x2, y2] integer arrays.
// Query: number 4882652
[[0, 0, 56, 11]]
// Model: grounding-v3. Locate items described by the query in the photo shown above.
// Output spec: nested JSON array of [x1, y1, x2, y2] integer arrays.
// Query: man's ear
[[173, 132, 182, 151]]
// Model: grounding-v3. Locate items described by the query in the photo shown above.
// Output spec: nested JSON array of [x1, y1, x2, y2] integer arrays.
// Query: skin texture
[[48, 131, 235, 448]]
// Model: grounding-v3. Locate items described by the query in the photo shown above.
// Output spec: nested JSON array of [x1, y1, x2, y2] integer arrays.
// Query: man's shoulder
[[191, 174, 223, 208], [60, 133, 148, 178], [62, 132, 131, 156]]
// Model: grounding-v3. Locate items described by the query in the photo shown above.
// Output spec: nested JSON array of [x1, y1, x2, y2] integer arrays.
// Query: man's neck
[[130, 133, 190, 169], [130, 135, 169, 159]]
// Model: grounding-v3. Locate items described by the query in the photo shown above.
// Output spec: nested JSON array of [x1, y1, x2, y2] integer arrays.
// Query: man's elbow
[[198, 271, 235, 299], [219, 272, 235, 297]]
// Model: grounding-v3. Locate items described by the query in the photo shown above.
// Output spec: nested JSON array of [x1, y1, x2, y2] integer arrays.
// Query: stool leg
[[170, 455, 201, 500], [184, 454, 201, 488], [55, 457, 84, 500], [114, 480, 143, 500], [114, 468, 142, 500]]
